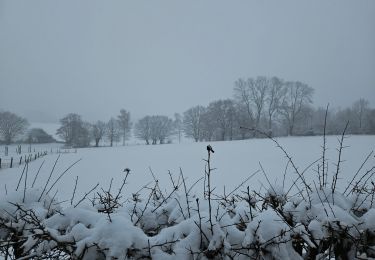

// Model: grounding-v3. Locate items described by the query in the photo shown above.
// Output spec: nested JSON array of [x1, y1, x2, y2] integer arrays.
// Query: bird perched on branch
[[207, 145, 214, 153], [123, 168, 131, 174]]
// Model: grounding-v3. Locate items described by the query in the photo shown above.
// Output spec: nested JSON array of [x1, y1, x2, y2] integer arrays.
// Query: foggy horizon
[[1, 0, 375, 123]]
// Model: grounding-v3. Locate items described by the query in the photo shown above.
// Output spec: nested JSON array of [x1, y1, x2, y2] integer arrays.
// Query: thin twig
[[343, 150, 373, 195], [46, 158, 82, 195], [70, 176, 79, 205], [31, 160, 45, 188], [74, 183, 99, 208], [38, 155, 60, 202], [332, 121, 349, 194]]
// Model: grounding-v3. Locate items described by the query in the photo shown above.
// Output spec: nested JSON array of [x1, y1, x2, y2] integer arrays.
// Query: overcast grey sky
[[1, 0, 374, 123]]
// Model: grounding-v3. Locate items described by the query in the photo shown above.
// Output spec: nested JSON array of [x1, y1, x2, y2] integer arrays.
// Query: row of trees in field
[[55, 109, 132, 147], [55, 111, 179, 147], [54, 79, 373, 147], [1, 76, 374, 146], [118, 76, 374, 145], [182, 77, 375, 141]]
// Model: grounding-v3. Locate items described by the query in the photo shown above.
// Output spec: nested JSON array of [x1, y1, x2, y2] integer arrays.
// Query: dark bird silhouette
[[207, 145, 214, 153]]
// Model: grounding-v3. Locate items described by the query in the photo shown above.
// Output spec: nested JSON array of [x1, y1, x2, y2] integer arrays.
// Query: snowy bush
[[1, 134, 375, 259]]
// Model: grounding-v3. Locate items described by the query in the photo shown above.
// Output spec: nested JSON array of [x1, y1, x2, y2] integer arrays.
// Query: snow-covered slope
[[0, 135, 373, 203]]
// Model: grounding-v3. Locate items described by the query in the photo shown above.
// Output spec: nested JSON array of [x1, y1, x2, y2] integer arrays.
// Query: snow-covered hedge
[[1, 178, 375, 259]]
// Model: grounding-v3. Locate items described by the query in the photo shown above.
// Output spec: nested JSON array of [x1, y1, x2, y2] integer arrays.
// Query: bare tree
[[174, 113, 183, 143], [117, 109, 132, 146], [352, 98, 369, 134], [150, 115, 174, 144], [250, 76, 269, 132], [135, 115, 174, 144], [106, 118, 120, 147], [334, 107, 355, 133], [200, 111, 216, 141], [234, 78, 254, 124], [205, 99, 236, 141], [279, 81, 314, 135], [234, 103, 252, 139], [0, 111, 29, 144], [135, 116, 151, 145], [91, 121, 106, 147], [56, 113, 90, 147], [234, 76, 268, 134], [266, 77, 286, 134], [183, 105, 205, 142]]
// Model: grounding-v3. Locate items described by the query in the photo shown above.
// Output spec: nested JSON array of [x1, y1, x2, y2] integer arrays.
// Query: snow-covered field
[[0, 135, 374, 204]]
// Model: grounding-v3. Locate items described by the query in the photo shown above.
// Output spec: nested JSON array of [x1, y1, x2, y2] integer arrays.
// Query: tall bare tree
[[352, 98, 369, 134], [279, 81, 314, 135], [205, 99, 236, 141], [91, 121, 106, 147], [135, 116, 151, 145], [266, 77, 286, 134], [106, 118, 120, 147], [250, 76, 269, 132], [234, 76, 268, 134], [234, 103, 252, 139], [234, 78, 254, 124], [150, 115, 174, 144], [183, 105, 206, 142], [0, 111, 29, 144], [174, 113, 183, 144], [56, 113, 90, 147], [117, 109, 132, 146]]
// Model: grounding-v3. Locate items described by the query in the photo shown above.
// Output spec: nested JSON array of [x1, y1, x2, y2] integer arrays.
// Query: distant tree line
[[55, 109, 132, 148], [55, 76, 374, 147], [181, 77, 374, 142], [1, 76, 374, 146]]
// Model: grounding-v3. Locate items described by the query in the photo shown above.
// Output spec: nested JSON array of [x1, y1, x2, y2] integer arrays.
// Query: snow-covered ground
[[0, 135, 374, 204], [1, 135, 375, 259]]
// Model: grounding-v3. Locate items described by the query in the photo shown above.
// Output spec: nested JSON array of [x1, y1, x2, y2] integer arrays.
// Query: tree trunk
[[268, 115, 272, 132], [289, 124, 294, 136]]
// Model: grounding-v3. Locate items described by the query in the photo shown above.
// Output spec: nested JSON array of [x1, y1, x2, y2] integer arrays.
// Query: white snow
[[0, 135, 373, 202], [0, 135, 374, 259]]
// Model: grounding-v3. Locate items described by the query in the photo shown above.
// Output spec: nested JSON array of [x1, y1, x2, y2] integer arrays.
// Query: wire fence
[[0, 148, 77, 170]]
